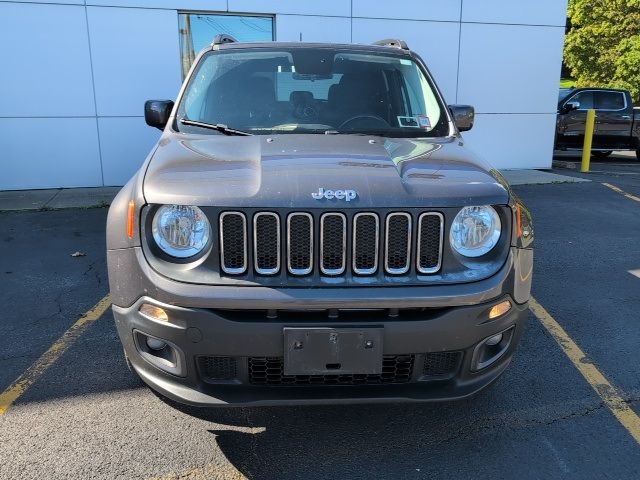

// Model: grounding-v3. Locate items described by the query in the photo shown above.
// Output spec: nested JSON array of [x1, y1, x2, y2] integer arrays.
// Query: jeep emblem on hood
[[312, 187, 357, 201]]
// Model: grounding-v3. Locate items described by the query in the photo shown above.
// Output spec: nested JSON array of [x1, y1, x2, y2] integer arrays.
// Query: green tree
[[564, 0, 640, 102]]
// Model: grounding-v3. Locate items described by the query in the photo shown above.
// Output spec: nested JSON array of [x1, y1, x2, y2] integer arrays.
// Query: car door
[[557, 90, 595, 148], [593, 91, 631, 150]]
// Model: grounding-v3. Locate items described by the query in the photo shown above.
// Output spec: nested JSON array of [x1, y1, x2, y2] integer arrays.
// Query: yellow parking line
[[602, 182, 640, 202], [530, 297, 640, 444], [0, 294, 111, 415]]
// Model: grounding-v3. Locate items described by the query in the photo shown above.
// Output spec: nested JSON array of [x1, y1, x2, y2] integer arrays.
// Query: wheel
[[592, 151, 612, 158], [636, 149, 640, 161]]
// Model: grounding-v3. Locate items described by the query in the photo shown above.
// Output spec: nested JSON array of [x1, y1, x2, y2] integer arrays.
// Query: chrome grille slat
[[417, 212, 444, 274], [254, 212, 280, 275], [320, 213, 347, 275], [385, 213, 412, 275], [219, 212, 247, 275], [353, 213, 379, 275], [287, 213, 313, 275]]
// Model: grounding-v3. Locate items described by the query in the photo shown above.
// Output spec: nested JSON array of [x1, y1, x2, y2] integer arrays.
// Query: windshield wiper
[[324, 130, 372, 136], [328, 129, 430, 138], [179, 118, 252, 136]]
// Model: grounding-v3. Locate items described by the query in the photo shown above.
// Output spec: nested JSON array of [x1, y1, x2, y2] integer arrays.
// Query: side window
[[567, 91, 594, 110], [595, 91, 625, 110]]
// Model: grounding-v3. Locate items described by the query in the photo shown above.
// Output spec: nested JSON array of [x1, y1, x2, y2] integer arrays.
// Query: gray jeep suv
[[106, 37, 533, 406]]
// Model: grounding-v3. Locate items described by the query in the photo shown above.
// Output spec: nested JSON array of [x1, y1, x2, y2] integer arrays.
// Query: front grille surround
[[352, 212, 380, 275], [320, 212, 347, 275], [385, 212, 412, 275], [253, 212, 281, 275], [287, 212, 314, 275], [219, 212, 248, 275], [416, 212, 444, 274], [143, 205, 511, 287]]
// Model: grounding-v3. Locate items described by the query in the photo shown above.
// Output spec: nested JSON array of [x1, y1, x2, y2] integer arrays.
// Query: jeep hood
[[143, 133, 510, 208]]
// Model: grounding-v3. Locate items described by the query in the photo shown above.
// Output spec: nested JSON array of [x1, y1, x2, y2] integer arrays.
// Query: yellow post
[[581, 109, 596, 173]]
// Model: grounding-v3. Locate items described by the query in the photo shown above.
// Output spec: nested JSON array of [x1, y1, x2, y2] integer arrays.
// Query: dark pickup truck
[[556, 87, 640, 160]]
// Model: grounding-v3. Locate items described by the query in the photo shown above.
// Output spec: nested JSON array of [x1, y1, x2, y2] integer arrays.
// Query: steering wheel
[[338, 115, 390, 130]]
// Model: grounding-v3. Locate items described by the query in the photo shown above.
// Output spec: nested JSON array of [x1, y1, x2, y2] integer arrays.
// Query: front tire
[[592, 151, 612, 158], [636, 149, 640, 162]]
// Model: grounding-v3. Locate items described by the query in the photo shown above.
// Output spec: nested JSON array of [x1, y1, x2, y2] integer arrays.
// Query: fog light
[[485, 333, 503, 346], [133, 330, 186, 376], [139, 304, 168, 322], [471, 326, 515, 371], [488, 300, 511, 320], [146, 337, 167, 351]]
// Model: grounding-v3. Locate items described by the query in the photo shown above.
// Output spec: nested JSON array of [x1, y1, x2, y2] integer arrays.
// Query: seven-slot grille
[[218, 211, 444, 277]]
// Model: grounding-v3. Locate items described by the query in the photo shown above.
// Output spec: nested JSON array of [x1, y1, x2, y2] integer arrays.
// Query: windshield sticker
[[397, 116, 420, 128], [417, 115, 431, 129]]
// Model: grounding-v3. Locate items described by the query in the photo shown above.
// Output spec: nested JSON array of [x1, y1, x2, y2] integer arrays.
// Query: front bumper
[[113, 296, 528, 406], [109, 246, 532, 406]]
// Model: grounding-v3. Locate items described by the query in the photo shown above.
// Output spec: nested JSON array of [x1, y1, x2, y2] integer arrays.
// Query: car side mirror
[[449, 105, 475, 132], [144, 100, 174, 130], [561, 101, 580, 113]]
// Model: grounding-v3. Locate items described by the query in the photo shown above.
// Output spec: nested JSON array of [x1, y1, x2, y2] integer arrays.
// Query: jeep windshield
[[176, 47, 450, 138]]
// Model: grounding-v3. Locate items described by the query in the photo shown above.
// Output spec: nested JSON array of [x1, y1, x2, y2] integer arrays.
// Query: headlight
[[152, 205, 210, 258], [450, 206, 501, 257]]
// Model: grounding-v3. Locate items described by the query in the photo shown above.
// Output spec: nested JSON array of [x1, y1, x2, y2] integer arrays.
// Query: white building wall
[[0, 0, 567, 190]]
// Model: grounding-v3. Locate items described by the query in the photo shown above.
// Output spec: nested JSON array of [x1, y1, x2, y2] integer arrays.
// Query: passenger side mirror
[[144, 100, 174, 130], [561, 101, 580, 113], [449, 105, 475, 132]]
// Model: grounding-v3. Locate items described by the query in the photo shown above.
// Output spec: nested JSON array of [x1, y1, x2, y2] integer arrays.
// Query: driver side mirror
[[144, 100, 174, 130], [449, 105, 475, 132], [561, 101, 580, 114]]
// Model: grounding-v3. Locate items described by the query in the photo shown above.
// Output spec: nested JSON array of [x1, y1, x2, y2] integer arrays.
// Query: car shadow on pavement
[[149, 318, 615, 479], [173, 396, 494, 479]]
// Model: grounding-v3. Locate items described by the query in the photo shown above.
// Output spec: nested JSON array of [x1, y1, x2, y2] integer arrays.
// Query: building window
[[178, 13, 274, 78]]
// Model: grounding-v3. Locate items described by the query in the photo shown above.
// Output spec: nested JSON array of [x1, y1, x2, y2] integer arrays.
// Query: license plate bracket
[[283, 327, 383, 376]]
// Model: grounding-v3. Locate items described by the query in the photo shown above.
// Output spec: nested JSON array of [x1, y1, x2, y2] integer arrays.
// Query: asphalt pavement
[[1, 158, 639, 479]]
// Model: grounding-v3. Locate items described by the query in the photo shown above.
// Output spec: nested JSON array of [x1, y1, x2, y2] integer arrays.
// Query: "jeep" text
[[311, 187, 357, 201]]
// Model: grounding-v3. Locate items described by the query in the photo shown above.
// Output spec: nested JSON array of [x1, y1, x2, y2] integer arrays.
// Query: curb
[[552, 160, 578, 170]]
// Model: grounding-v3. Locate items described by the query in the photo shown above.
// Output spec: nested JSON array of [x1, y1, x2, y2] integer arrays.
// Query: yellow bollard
[[581, 109, 596, 173]]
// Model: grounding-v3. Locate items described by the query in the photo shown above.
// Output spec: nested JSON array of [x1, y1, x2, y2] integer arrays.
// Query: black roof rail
[[211, 34, 237, 47], [372, 38, 409, 50]]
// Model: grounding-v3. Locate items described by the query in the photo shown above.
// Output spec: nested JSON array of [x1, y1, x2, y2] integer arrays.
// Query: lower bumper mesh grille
[[248, 355, 414, 385], [422, 351, 462, 378], [198, 351, 462, 385], [198, 356, 238, 381]]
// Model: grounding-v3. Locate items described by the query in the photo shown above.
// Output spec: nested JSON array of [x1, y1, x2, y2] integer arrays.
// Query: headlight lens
[[152, 205, 210, 258], [450, 206, 501, 257]]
